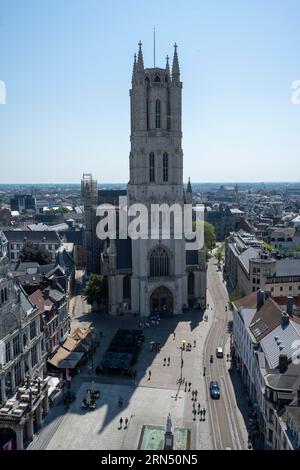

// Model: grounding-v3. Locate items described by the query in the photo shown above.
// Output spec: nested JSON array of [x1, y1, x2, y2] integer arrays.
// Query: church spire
[[132, 53, 137, 83], [166, 54, 170, 78], [136, 40, 144, 73], [172, 43, 180, 82]]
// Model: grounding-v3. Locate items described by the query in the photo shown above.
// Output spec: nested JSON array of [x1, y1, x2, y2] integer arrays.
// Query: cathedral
[[82, 42, 207, 317]]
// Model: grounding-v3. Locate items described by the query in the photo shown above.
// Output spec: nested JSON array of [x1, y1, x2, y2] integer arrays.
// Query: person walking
[[119, 417, 123, 429], [195, 390, 198, 400], [148, 370, 151, 380], [173, 332, 176, 340], [200, 409, 203, 421], [193, 409, 196, 421], [203, 408, 206, 421], [194, 340, 196, 348], [163, 357, 166, 366], [167, 357, 170, 366], [188, 382, 191, 392], [197, 403, 201, 414], [125, 417, 129, 429], [191, 390, 195, 400], [184, 382, 187, 392]]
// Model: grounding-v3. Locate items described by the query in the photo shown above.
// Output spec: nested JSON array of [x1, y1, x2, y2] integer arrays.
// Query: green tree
[[215, 250, 222, 265], [192, 221, 216, 250], [83, 274, 108, 312], [260, 240, 273, 252]]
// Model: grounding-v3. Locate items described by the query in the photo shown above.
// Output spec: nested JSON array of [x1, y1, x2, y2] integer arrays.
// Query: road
[[204, 256, 248, 450]]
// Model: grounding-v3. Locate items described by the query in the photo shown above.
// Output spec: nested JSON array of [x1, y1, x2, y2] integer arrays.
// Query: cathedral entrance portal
[[150, 287, 173, 316]]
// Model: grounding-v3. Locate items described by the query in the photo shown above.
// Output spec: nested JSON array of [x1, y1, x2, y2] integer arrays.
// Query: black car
[[210, 381, 220, 399]]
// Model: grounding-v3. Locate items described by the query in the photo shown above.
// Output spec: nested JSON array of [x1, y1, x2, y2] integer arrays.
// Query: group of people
[[191, 389, 206, 421], [118, 416, 129, 430], [181, 340, 196, 351], [150, 341, 161, 352], [163, 357, 171, 366]]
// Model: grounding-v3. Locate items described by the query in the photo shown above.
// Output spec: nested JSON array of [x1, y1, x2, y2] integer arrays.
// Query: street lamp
[[180, 340, 186, 382]]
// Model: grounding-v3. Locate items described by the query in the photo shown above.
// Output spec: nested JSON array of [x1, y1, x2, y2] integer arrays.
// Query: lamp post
[[180, 340, 186, 382]]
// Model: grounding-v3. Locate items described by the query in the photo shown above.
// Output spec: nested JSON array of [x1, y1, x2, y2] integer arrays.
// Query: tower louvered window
[[149, 152, 155, 182], [155, 99, 161, 128], [163, 153, 169, 182]]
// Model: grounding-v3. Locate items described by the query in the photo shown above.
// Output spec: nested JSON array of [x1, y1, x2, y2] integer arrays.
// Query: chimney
[[281, 311, 289, 327], [278, 354, 288, 371], [264, 291, 272, 301], [257, 290, 265, 310], [43, 288, 50, 299], [287, 296, 294, 316]]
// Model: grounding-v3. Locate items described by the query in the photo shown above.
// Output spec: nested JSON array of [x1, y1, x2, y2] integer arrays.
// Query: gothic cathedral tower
[[127, 42, 205, 317]]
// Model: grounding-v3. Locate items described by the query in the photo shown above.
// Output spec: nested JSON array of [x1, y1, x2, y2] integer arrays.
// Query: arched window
[[150, 246, 170, 277], [149, 152, 155, 182], [163, 153, 168, 182], [155, 99, 161, 128]]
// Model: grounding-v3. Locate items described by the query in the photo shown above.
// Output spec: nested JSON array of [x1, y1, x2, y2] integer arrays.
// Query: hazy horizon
[[1, 0, 300, 183]]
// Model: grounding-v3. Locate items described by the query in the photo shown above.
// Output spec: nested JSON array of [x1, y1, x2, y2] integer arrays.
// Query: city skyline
[[0, 0, 300, 184]]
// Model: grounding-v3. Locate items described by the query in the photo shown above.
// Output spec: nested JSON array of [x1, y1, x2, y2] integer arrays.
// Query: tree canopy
[[83, 274, 108, 311]]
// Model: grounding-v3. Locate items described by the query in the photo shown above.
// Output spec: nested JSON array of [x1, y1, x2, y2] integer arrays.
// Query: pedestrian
[[173, 332, 176, 340], [148, 370, 151, 380], [197, 403, 201, 414], [193, 409, 196, 421], [167, 357, 170, 366], [200, 409, 203, 421], [125, 417, 128, 429], [203, 408, 206, 421], [119, 417, 123, 429], [193, 401, 195, 410], [184, 382, 187, 392], [192, 390, 195, 400], [163, 357, 166, 366], [195, 390, 198, 400], [188, 382, 191, 392], [194, 340, 196, 348]]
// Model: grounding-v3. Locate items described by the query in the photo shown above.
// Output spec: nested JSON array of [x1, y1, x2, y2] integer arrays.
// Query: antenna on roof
[[153, 27, 156, 67]]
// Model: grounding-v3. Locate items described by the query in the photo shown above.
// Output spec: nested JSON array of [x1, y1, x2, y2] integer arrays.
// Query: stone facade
[[82, 42, 207, 317]]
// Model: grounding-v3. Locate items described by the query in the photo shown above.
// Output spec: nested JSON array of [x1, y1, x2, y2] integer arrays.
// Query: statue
[[164, 413, 174, 450]]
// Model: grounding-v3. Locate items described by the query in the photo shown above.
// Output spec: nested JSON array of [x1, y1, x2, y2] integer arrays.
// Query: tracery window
[[150, 246, 170, 277]]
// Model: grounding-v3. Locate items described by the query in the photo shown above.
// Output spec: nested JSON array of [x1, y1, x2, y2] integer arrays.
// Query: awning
[[48, 348, 84, 369], [46, 376, 60, 397]]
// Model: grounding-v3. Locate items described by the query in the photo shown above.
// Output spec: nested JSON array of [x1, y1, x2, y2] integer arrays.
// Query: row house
[[232, 289, 300, 450]]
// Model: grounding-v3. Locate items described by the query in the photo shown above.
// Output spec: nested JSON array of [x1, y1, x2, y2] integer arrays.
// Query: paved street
[[28, 264, 250, 450], [204, 254, 249, 450]]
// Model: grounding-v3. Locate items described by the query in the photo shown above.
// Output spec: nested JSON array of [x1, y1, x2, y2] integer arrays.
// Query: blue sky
[[0, 0, 299, 183]]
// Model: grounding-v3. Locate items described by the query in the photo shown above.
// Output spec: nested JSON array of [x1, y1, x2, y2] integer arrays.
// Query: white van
[[216, 347, 224, 358]]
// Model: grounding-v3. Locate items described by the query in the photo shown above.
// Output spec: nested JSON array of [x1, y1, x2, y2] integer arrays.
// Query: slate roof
[[274, 259, 300, 278], [4, 230, 61, 243], [239, 246, 260, 272], [260, 319, 300, 369], [249, 298, 282, 342]]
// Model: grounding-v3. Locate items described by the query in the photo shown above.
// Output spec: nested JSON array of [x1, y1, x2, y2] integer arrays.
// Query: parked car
[[210, 381, 220, 399], [216, 347, 224, 358]]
